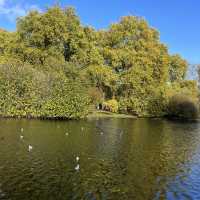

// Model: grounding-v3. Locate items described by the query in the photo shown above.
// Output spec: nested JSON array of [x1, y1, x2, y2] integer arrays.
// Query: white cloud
[[0, 0, 5, 6], [0, 1, 41, 22], [0, 6, 26, 21], [27, 4, 42, 12]]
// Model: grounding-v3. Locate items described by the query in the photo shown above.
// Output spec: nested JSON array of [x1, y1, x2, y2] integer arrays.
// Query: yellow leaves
[[87, 65, 118, 85], [163, 80, 199, 108], [169, 54, 188, 82], [103, 99, 118, 113], [1, 5, 198, 118]]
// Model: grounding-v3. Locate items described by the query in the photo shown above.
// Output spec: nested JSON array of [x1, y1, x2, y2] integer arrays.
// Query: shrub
[[118, 87, 168, 117], [147, 87, 169, 117], [102, 99, 118, 113], [168, 94, 199, 119], [42, 76, 90, 119], [118, 97, 147, 116], [0, 63, 90, 119], [88, 87, 104, 104]]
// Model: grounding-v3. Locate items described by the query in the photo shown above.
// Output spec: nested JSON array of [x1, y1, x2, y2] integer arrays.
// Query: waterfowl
[[76, 156, 79, 162], [28, 145, 33, 152], [75, 164, 80, 171]]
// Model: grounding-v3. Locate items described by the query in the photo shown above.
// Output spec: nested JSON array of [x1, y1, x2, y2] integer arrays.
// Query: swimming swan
[[28, 145, 33, 152]]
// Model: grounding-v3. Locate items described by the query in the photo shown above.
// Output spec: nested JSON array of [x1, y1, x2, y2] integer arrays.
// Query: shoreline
[[0, 111, 199, 122], [87, 110, 137, 119]]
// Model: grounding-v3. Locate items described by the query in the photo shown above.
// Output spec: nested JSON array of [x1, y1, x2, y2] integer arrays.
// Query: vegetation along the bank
[[0, 6, 199, 119]]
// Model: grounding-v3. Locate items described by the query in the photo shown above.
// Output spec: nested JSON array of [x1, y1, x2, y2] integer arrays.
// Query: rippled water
[[0, 118, 200, 200]]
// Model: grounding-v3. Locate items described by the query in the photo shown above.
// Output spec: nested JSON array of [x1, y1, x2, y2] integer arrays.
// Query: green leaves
[[0, 63, 90, 119], [42, 75, 90, 119]]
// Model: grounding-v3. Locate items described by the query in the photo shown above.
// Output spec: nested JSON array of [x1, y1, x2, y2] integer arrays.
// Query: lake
[[0, 118, 200, 200]]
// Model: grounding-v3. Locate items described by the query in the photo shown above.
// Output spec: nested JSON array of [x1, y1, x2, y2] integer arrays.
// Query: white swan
[[75, 164, 80, 171], [28, 145, 33, 152], [20, 135, 24, 139], [21, 128, 24, 132], [76, 156, 79, 162]]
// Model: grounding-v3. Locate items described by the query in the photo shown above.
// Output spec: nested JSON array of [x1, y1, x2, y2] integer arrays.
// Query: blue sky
[[0, 0, 200, 64]]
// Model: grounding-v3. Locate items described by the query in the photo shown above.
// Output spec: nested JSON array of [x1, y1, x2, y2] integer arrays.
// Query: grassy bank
[[87, 110, 136, 119]]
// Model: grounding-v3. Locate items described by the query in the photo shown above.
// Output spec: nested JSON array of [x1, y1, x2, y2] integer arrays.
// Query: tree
[[0, 5, 198, 118], [169, 54, 187, 82], [84, 65, 118, 99]]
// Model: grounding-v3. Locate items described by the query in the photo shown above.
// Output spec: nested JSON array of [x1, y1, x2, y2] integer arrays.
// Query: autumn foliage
[[0, 6, 198, 119]]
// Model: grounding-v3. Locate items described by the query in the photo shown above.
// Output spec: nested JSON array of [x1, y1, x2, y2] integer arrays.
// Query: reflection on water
[[0, 118, 200, 200]]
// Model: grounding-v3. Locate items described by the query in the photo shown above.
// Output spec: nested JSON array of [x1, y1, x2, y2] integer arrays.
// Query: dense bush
[[118, 87, 168, 117], [118, 97, 147, 116], [42, 75, 90, 119], [103, 99, 118, 113], [87, 87, 104, 104], [0, 63, 89, 119], [168, 94, 199, 119]]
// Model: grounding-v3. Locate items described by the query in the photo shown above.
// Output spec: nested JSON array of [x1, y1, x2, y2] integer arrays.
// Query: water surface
[[0, 118, 200, 200]]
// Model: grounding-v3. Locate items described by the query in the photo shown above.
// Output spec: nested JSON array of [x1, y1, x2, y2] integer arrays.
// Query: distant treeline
[[0, 6, 198, 119]]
